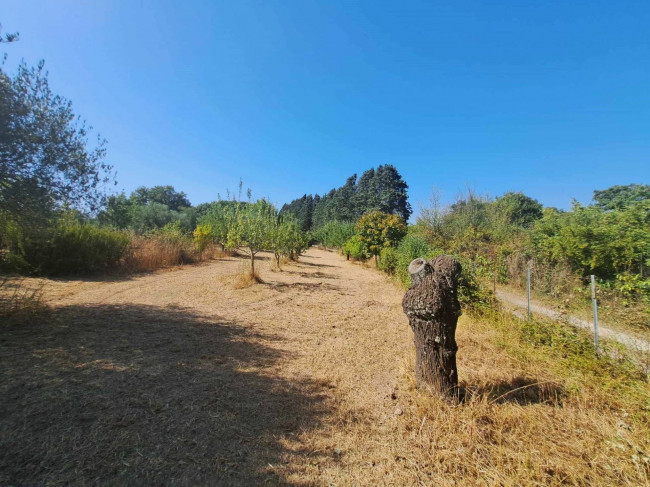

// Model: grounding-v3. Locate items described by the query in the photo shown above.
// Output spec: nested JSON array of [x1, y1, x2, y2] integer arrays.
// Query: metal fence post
[[527, 266, 531, 320], [591, 275, 599, 352]]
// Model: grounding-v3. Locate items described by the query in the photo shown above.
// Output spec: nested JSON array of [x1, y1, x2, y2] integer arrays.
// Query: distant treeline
[[280, 164, 412, 230]]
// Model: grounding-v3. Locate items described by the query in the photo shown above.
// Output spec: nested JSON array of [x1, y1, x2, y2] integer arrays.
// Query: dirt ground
[[2, 248, 649, 486]]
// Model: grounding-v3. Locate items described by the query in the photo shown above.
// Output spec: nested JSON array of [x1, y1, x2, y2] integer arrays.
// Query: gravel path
[[495, 289, 650, 353]]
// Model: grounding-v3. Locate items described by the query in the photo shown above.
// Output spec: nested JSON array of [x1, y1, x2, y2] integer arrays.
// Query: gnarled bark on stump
[[402, 255, 462, 399]]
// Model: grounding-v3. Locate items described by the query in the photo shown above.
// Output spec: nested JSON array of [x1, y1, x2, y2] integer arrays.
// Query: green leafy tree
[[98, 193, 133, 229], [284, 165, 412, 230], [493, 192, 543, 227], [130, 185, 190, 211], [226, 199, 276, 274], [198, 201, 239, 250], [531, 201, 650, 279], [269, 216, 308, 267], [593, 184, 650, 210], [342, 235, 369, 260], [355, 211, 407, 262], [128, 202, 178, 233], [0, 60, 112, 222]]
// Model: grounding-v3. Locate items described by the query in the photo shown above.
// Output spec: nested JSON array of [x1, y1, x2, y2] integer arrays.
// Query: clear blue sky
[[3, 1, 649, 216]]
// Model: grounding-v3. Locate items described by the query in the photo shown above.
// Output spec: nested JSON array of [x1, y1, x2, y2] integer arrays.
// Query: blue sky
[[3, 1, 649, 216]]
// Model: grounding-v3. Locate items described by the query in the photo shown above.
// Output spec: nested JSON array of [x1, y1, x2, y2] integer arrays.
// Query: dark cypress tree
[[332, 174, 358, 221], [283, 165, 411, 229], [375, 164, 412, 221]]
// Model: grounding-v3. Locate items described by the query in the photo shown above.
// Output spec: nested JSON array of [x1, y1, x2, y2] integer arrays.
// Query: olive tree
[[0, 61, 112, 222]]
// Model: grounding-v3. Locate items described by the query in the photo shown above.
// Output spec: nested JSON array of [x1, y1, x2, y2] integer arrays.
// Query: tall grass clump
[[122, 221, 222, 273]]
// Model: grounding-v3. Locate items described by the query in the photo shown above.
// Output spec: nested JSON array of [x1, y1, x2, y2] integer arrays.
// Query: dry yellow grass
[[121, 236, 228, 273], [1, 248, 648, 485], [231, 261, 264, 289]]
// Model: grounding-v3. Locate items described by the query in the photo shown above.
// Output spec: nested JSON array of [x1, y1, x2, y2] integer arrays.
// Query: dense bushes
[[21, 218, 130, 275], [342, 235, 370, 260], [312, 221, 355, 249], [530, 201, 649, 280], [414, 186, 650, 322], [199, 199, 309, 273]]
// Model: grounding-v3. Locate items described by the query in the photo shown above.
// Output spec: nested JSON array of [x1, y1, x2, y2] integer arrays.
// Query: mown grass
[[0, 278, 48, 323]]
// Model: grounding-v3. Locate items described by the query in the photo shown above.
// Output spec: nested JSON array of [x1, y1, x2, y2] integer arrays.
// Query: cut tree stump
[[402, 255, 462, 399]]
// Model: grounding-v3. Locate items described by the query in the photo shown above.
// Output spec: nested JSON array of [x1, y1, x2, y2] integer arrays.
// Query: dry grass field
[[1, 248, 649, 485]]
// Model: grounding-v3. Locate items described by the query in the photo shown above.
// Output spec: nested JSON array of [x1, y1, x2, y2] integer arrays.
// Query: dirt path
[[1, 248, 417, 485], [495, 289, 650, 353]]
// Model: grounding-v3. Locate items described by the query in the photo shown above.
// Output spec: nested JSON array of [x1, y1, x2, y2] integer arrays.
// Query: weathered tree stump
[[402, 255, 462, 399]]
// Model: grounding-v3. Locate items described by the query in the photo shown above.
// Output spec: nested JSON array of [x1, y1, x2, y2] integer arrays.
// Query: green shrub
[[313, 221, 355, 248], [394, 232, 440, 287], [23, 221, 130, 275], [342, 235, 369, 260], [386, 230, 494, 313], [378, 247, 399, 274]]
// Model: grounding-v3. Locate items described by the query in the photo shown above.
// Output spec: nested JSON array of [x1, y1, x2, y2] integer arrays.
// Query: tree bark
[[402, 255, 462, 399]]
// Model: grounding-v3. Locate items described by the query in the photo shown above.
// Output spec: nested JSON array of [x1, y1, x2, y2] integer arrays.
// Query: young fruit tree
[[226, 199, 276, 275], [402, 255, 462, 400]]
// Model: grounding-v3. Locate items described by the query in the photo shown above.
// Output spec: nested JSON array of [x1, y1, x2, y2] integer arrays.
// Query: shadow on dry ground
[[0, 304, 329, 485]]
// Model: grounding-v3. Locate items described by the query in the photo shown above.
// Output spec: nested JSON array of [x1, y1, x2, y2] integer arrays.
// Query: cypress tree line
[[280, 165, 412, 230]]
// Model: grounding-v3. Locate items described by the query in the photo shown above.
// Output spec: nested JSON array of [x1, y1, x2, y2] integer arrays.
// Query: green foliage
[[355, 211, 407, 258], [593, 184, 650, 210], [227, 199, 277, 272], [312, 221, 356, 248], [97, 193, 132, 229], [156, 221, 188, 245], [130, 186, 191, 211], [98, 187, 197, 233], [378, 247, 399, 274], [394, 231, 440, 287], [269, 216, 308, 266], [342, 235, 369, 260], [0, 60, 111, 222], [493, 192, 543, 227], [22, 216, 129, 275], [197, 201, 238, 248], [375, 227, 492, 312], [128, 202, 177, 233], [283, 165, 412, 230], [611, 274, 650, 302], [531, 200, 650, 279], [279, 194, 315, 231]]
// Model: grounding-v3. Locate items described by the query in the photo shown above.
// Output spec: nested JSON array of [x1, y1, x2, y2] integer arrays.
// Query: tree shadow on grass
[[461, 376, 565, 406], [0, 304, 330, 485]]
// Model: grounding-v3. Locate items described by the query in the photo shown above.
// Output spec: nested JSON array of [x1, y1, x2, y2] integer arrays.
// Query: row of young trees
[[280, 165, 412, 231], [198, 199, 308, 274]]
